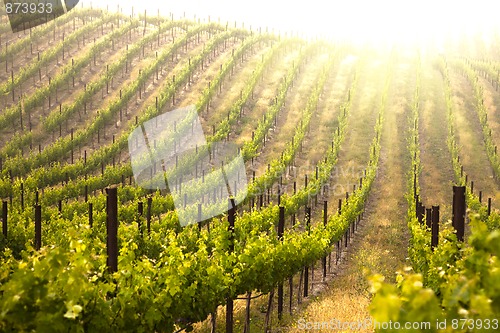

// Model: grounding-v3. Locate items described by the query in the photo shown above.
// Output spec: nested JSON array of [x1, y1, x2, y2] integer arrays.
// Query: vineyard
[[0, 4, 500, 333]]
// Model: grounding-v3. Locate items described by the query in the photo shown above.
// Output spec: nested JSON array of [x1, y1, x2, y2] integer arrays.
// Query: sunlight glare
[[91, 0, 500, 47]]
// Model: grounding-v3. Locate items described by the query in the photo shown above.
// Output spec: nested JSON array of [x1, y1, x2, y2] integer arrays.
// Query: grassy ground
[[250, 51, 331, 178], [177, 36, 243, 109], [200, 43, 272, 130], [449, 69, 500, 203], [418, 58, 455, 220], [233, 46, 301, 145], [291, 54, 356, 205], [326, 56, 381, 207]]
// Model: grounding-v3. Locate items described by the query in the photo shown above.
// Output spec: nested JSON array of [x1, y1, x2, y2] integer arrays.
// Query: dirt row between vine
[[418, 58, 454, 219]]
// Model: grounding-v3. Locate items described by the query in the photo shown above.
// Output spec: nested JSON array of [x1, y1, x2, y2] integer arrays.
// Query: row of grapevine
[[370, 56, 500, 329]]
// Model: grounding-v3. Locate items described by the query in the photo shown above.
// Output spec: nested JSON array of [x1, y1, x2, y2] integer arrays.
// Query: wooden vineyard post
[[106, 188, 118, 273], [292, 181, 297, 225], [289, 192, 295, 311], [34, 204, 41, 250], [345, 194, 349, 248], [417, 201, 424, 224], [351, 202, 356, 235], [70, 128, 74, 164], [89, 203, 93, 228], [147, 197, 152, 234], [322, 200, 328, 279], [138, 202, 144, 236], [425, 208, 432, 229], [303, 206, 311, 298], [413, 172, 417, 198], [431, 206, 439, 250], [488, 198, 492, 216], [211, 311, 217, 333], [11, 70, 14, 102], [2, 201, 7, 238], [336, 199, 342, 264], [452, 186, 466, 242], [277, 185, 281, 206], [420, 202, 425, 224], [226, 198, 236, 333], [277, 206, 285, 321]]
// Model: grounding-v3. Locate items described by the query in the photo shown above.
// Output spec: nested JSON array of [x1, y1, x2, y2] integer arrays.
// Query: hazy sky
[[82, 0, 500, 45]]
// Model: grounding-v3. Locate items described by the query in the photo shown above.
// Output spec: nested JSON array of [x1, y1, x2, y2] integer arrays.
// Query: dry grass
[[326, 59, 382, 207], [418, 59, 455, 219], [250, 52, 331, 177], [291, 55, 356, 189]]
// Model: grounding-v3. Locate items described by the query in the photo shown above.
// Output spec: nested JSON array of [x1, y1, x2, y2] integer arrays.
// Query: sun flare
[[90, 0, 500, 48]]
